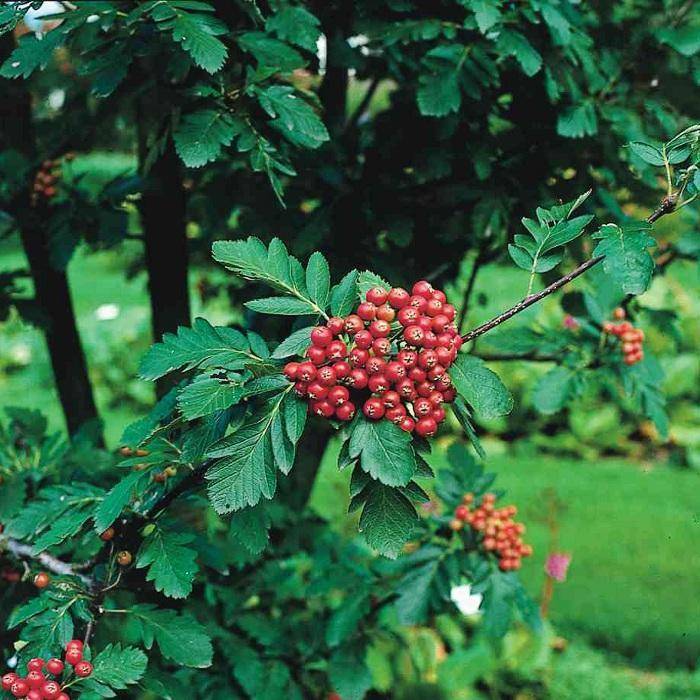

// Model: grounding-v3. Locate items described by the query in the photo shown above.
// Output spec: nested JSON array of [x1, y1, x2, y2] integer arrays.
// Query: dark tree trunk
[[318, 4, 351, 136], [137, 133, 191, 398], [0, 34, 102, 442]]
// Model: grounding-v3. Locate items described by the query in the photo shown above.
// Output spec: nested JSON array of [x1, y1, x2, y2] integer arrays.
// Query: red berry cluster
[[603, 308, 644, 365], [1, 640, 91, 700], [449, 492, 533, 572], [283, 281, 462, 436], [30, 159, 64, 207]]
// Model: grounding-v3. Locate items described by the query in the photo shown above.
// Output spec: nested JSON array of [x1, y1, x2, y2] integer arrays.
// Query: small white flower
[[95, 303, 120, 321], [450, 584, 483, 616]]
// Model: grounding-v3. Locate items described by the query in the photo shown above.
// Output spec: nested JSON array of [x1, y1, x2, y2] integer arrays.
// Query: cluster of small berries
[[603, 308, 644, 365], [120, 446, 176, 482], [1, 640, 91, 699], [449, 492, 533, 571], [30, 154, 73, 207], [283, 281, 462, 436]]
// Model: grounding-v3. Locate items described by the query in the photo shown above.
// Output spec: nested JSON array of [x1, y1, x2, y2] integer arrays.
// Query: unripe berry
[[449, 519, 463, 531], [307, 346, 327, 365], [344, 315, 364, 335], [369, 320, 391, 338], [368, 374, 389, 393], [372, 337, 392, 356], [335, 402, 356, 421], [326, 340, 348, 361], [388, 287, 410, 308], [613, 307, 626, 320], [376, 304, 396, 322], [116, 550, 132, 567], [415, 417, 438, 437], [27, 659, 44, 673], [397, 306, 420, 326], [412, 280, 433, 299], [354, 330, 373, 349], [46, 659, 64, 676], [363, 397, 385, 420], [34, 572, 50, 589], [347, 369, 368, 389], [332, 361, 351, 379], [366, 286, 388, 306], [328, 385, 350, 406], [357, 302, 377, 321], [164, 466, 177, 478], [399, 416, 415, 432], [311, 326, 333, 347], [327, 316, 345, 335], [317, 366, 337, 386], [366, 357, 386, 375], [312, 400, 335, 418], [297, 362, 317, 382], [74, 662, 93, 678], [100, 526, 115, 541], [307, 382, 328, 401]]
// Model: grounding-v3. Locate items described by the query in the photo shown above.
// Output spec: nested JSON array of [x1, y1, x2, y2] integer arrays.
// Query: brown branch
[[461, 196, 677, 344]]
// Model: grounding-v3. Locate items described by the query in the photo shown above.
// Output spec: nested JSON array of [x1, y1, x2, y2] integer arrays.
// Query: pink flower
[[545, 553, 571, 582], [563, 315, 580, 331]]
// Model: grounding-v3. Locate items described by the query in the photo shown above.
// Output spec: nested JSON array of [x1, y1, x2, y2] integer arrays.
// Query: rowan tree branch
[[461, 195, 678, 344]]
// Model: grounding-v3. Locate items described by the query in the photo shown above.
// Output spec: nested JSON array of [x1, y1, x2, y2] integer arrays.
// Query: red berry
[[307, 381, 328, 400], [397, 306, 420, 327], [363, 397, 385, 419], [429, 391, 444, 407], [27, 659, 44, 673], [66, 640, 84, 651], [366, 286, 388, 306], [403, 325, 424, 345], [327, 316, 345, 335], [26, 671, 45, 688], [385, 405, 407, 423], [396, 378, 417, 400], [33, 572, 50, 588], [435, 374, 452, 391], [399, 417, 415, 432], [347, 368, 369, 390], [417, 316, 433, 332], [418, 349, 438, 369], [283, 362, 300, 381], [11, 680, 29, 698], [431, 314, 450, 334], [332, 361, 351, 379], [388, 287, 410, 309], [354, 330, 373, 349], [369, 320, 391, 338], [376, 304, 396, 322], [432, 407, 446, 423], [409, 295, 428, 313], [65, 647, 82, 666], [442, 303, 456, 321], [414, 398, 433, 417], [297, 362, 317, 382], [442, 388, 456, 402], [307, 346, 327, 365], [422, 331, 438, 349], [382, 391, 401, 408], [372, 337, 392, 356], [398, 350, 418, 368], [312, 400, 335, 418], [311, 326, 333, 347], [415, 417, 438, 437], [427, 365, 446, 381], [408, 367, 427, 383], [385, 361, 406, 383], [412, 280, 433, 299], [417, 381, 434, 398], [349, 348, 369, 367], [56, 694, 70, 700], [2, 674, 17, 691], [366, 357, 386, 375], [426, 299, 443, 317], [326, 340, 348, 361], [317, 366, 337, 386], [294, 381, 308, 397], [357, 302, 377, 321], [455, 505, 469, 520], [344, 315, 364, 335], [74, 662, 92, 678], [368, 374, 389, 393], [28, 690, 43, 700], [335, 402, 356, 421], [432, 289, 447, 304], [328, 385, 350, 406], [436, 346, 453, 366], [46, 659, 64, 676]]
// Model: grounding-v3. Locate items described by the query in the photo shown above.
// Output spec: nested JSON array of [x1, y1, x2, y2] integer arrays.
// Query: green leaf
[[0, 474, 25, 520], [245, 296, 319, 316], [497, 30, 542, 76], [128, 605, 213, 668], [0, 26, 67, 79], [85, 644, 148, 694], [557, 103, 598, 138], [417, 68, 461, 117], [136, 526, 199, 599], [93, 471, 148, 534], [356, 270, 390, 300], [282, 392, 307, 444], [271, 326, 313, 359], [229, 504, 270, 555], [470, 0, 502, 33], [174, 110, 241, 167], [326, 591, 371, 647], [482, 573, 518, 639], [266, 6, 321, 52], [533, 366, 577, 414], [306, 251, 331, 309], [257, 85, 330, 149], [139, 318, 255, 381], [331, 270, 359, 316], [628, 141, 666, 167], [394, 548, 442, 624], [33, 508, 94, 553], [328, 644, 373, 700], [359, 483, 418, 558], [449, 355, 513, 420], [349, 419, 416, 487], [177, 375, 245, 420], [238, 31, 305, 70], [592, 222, 656, 294]]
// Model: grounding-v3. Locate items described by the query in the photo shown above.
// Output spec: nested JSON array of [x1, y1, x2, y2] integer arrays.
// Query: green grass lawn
[[311, 442, 700, 670]]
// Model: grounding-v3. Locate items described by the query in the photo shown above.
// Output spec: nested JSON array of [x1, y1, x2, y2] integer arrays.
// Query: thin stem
[[346, 77, 380, 131]]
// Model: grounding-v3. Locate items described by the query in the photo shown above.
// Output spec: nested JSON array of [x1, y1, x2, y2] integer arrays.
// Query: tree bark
[[0, 34, 102, 441]]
